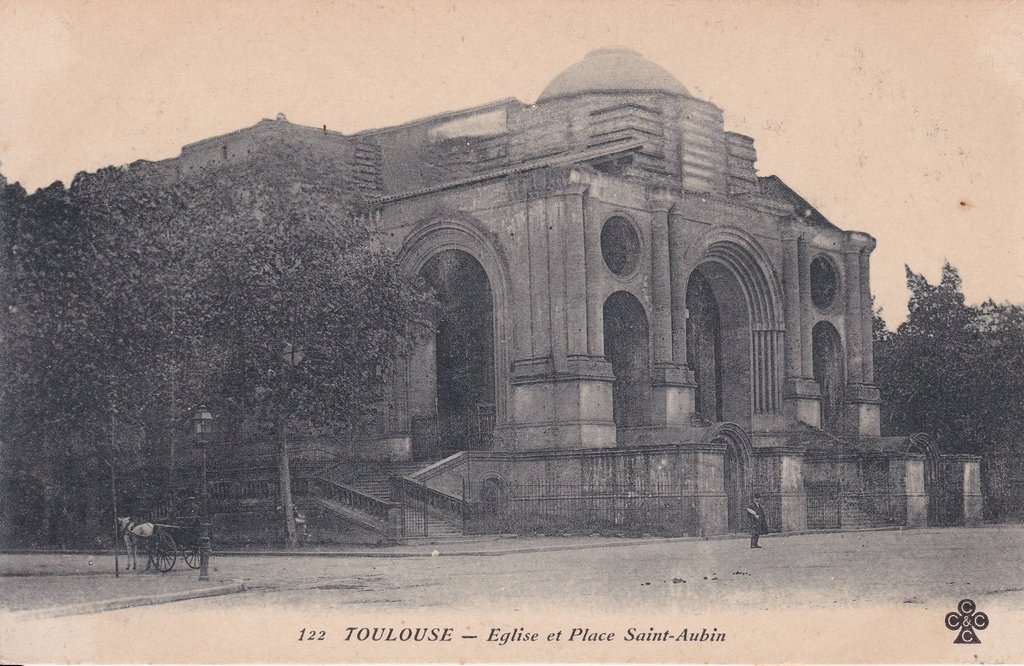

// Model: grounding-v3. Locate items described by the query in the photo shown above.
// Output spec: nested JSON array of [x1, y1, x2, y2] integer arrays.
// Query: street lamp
[[192, 406, 214, 581]]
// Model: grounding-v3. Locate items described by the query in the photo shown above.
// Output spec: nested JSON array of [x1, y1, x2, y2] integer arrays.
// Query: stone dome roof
[[537, 47, 689, 102]]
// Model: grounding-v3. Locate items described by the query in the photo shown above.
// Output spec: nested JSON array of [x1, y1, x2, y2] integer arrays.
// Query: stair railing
[[409, 451, 468, 482], [399, 476, 466, 535], [298, 474, 398, 524]]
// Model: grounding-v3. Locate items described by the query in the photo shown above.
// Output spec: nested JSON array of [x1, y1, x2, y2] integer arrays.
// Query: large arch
[[603, 291, 651, 432], [686, 265, 748, 425], [419, 250, 494, 456], [812, 321, 845, 435], [396, 216, 512, 457], [682, 227, 784, 328], [683, 228, 784, 426]]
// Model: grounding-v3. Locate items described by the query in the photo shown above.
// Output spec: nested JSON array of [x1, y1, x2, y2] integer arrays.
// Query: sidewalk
[[3, 525, 918, 562], [212, 524, 919, 557], [1, 554, 244, 617]]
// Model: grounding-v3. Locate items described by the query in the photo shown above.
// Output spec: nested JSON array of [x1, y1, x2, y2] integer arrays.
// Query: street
[[3, 526, 1024, 663]]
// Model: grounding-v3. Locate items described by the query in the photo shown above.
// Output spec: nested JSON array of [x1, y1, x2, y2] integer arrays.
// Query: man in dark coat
[[745, 493, 768, 548]]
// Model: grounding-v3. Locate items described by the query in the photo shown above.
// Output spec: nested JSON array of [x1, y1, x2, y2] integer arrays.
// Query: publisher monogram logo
[[945, 598, 989, 644]]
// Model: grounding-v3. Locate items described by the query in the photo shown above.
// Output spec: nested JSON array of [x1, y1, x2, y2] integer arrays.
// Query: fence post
[[423, 486, 429, 538], [462, 477, 468, 535]]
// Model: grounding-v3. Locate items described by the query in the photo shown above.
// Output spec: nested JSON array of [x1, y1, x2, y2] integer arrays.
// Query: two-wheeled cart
[[143, 517, 202, 572]]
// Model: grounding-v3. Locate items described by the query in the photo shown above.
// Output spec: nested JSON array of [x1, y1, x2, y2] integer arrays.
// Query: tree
[[1, 166, 195, 545], [177, 146, 430, 545], [873, 262, 1024, 453], [1, 136, 432, 547]]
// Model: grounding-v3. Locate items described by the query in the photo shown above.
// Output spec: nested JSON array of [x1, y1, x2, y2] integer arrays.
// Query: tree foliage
[[0, 139, 431, 547], [874, 262, 1024, 453]]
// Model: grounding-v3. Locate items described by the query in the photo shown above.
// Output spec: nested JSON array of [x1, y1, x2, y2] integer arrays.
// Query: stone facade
[[179, 49, 977, 538]]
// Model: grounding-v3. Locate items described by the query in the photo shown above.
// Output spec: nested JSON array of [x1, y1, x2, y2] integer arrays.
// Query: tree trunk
[[276, 415, 297, 548]]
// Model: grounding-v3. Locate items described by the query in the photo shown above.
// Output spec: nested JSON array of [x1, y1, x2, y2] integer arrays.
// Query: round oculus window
[[600, 216, 641, 277], [810, 256, 840, 310]]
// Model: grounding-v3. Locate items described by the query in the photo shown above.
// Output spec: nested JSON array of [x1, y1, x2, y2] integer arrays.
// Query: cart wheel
[[184, 546, 200, 570], [152, 530, 178, 572]]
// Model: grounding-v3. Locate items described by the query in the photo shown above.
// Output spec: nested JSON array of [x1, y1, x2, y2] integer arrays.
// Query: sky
[[1, 0, 1022, 327]]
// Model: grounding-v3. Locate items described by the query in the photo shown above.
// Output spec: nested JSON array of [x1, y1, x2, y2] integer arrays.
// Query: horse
[[117, 517, 155, 571]]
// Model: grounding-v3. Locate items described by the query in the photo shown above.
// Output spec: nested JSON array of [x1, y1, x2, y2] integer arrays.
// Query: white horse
[[118, 517, 155, 570]]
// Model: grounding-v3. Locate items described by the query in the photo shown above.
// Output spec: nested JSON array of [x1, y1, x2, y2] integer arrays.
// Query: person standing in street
[[746, 493, 768, 548]]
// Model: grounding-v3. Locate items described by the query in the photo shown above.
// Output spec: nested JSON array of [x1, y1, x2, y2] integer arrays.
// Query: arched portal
[[681, 229, 784, 430], [812, 321, 845, 435], [686, 263, 753, 429], [703, 423, 754, 533], [603, 291, 651, 431], [415, 249, 495, 458], [724, 441, 747, 532]]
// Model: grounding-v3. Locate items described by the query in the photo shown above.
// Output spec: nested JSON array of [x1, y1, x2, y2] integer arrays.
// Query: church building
[[178, 48, 981, 540]]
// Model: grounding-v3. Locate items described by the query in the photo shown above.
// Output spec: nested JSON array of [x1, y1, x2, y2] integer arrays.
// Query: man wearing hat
[[745, 493, 769, 548]]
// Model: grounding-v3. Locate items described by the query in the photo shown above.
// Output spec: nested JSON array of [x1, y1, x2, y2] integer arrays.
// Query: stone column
[[859, 239, 877, 385], [504, 168, 616, 451], [788, 234, 822, 426], [668, 209, 688, 366], [754, 447, 808, 532], [561, 183, 591, 359], [649, 191, 694, 430], [843, 232, 880, 436], [682, 442, 728, 536], [895, 455, 929, 527], [649, 192, 674, 365], [843, 236, 864, 385], [798, 236, 814, 377], [782, 223, 802, 379], [939, 455, 983, 525]]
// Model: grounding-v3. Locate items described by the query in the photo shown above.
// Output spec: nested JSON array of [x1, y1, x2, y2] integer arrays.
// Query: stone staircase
[[329, 461, 435, 502], [299, 458, 471, 541]]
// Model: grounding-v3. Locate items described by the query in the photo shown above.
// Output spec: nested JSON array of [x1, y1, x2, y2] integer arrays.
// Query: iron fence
[[399, 478, 465, 538], [806, 482, 840, 529]]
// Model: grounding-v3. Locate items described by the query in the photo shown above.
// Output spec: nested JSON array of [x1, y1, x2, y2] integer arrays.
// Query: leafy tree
[[1, 135, 432, 548], [874, 262, 1024, 453], [176, 146, 431, 545], [1, 167, 193, 546]]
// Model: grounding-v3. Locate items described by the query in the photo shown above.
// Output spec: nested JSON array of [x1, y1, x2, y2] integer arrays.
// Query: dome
[[537, 47, 689, 103]]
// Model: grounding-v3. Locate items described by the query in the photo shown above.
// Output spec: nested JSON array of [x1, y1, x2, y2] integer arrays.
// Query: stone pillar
[[754, 447, 808, 532], [561, 183, 591, 358], [503, 168, 616, 451], [844, 232, 880, 436], [782, 224, 803, 379], [668, 209, 688, 366], [843, 237, 864, 385], [939, 455, 983, 526], [683, 442, 728, 536], [798, 236, 814, 377], [787, 234, 822, 426], [859, 240, 877, 385], [894, 455, 929, 527], [667, 208, 697, 423], [649, 192, 674, 365], [649, 191, 695, 429]]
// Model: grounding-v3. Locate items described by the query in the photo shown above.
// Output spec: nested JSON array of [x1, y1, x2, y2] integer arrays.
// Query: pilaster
[[843, 235, 864, 385], [753, 446, 808, 532], [781, 222, 803, 379], [683, 442, 728, 536], [892, 455, 929, 527], [938, 455, 983, 526], [859, 237, 877, 384]]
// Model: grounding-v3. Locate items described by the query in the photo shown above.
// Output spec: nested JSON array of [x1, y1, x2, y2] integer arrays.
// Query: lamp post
[[192, 406, 214, 581]]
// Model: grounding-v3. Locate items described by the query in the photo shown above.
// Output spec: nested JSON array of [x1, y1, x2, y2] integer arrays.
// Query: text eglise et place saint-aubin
[[339, 626, 725, 644]]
